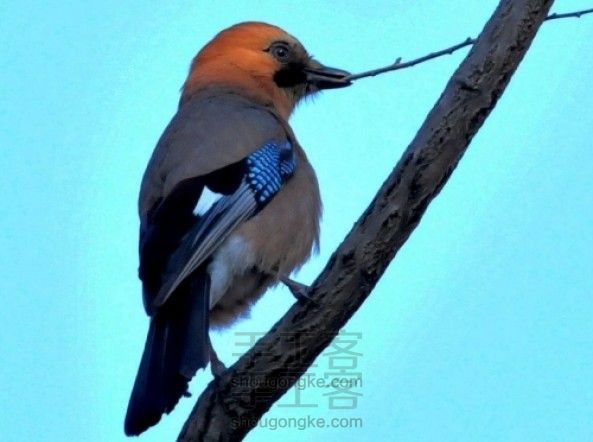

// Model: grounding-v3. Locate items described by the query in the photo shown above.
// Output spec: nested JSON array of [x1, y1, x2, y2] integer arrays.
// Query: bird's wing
[[153, 139, 296, 310], [138, 91, 295, 315]]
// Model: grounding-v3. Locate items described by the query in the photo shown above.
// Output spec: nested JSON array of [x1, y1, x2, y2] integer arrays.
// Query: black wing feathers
[[139, 160, 246, 312], [139, 177, 204, 308]]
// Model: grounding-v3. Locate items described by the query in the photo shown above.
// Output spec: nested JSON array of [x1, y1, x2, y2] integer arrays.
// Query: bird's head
[[182, 22, 351, 119]]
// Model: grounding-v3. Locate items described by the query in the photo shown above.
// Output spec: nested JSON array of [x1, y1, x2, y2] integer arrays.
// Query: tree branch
[[179, 1, 554, 440], [346, 6, 592, 81]]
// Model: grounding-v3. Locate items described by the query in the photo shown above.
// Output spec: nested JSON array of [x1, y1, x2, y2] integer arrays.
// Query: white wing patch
[[193, 187, 223, 216]]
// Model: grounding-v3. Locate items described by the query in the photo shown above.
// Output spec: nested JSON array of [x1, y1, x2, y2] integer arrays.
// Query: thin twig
[[546, 7, 593, 20], [345, 38, 476, 81], [346, 7, 593, 82]]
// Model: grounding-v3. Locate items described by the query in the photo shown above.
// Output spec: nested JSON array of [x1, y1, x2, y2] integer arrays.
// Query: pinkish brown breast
[[209, 144, 321, 327]]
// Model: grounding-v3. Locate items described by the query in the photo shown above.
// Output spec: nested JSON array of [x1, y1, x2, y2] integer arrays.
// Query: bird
[[124, 21, 351, 436]]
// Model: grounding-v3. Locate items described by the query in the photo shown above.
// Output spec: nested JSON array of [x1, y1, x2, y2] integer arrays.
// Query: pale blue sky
[[2, 1, 592, 441]]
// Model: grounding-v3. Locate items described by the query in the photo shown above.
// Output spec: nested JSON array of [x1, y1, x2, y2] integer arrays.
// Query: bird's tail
[[124, 271, 210, 436]]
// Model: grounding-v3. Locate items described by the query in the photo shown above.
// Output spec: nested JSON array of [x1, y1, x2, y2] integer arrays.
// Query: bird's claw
[[280, 277, 318, 305], [208, 336, 227, 378], [210, 357, 227, 378]]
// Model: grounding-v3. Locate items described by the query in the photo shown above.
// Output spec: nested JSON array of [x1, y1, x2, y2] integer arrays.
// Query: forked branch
[[179, 1, 558, 440]]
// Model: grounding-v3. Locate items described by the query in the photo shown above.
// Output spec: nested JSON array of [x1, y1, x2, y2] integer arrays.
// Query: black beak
[[304, 62, 351, 90]]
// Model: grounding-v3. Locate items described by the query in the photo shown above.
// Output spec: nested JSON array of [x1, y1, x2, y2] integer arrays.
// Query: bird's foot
[[210, 356, 226, 378], [280, 276, 317, 305], [208, 337, 227, 378]]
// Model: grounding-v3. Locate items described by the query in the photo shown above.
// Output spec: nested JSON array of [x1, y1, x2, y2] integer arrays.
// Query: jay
[[124, 22, 350, 436]]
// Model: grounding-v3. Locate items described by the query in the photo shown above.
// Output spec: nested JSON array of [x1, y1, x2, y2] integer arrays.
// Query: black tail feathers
[[124, 272, 210, 436]]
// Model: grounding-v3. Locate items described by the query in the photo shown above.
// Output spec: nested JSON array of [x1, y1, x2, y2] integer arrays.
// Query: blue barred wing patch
[[246, 141, 296, 205]]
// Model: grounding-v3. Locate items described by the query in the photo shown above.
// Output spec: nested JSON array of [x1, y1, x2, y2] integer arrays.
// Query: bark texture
[[179, 1, 554, 440]]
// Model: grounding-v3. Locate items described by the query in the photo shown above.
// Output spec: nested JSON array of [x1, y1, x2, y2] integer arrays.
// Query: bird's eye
[[270, 43, 291, 61]]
